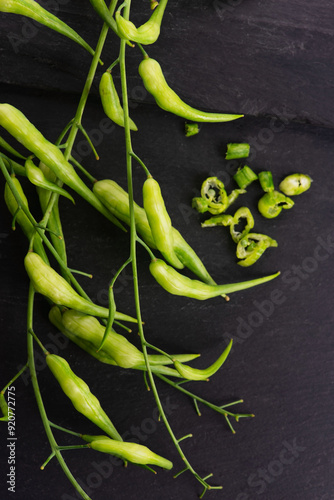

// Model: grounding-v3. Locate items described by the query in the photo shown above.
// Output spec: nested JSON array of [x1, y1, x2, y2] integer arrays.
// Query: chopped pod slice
[[225, 143, 250, 160], [258, 171, 275, 193], [236, 233, 278, 267], [258, 190, 294, 218], [233, 165, 258, 189], [279, 173, 312, 196]]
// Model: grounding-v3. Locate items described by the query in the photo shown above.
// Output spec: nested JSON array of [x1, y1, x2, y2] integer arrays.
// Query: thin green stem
[[77, 124, 99, 160], [119, 4, 217, 495], [28, 328, 48, 355], [156, 373, 254, 422], [26, 284, 92, 499], [107, 57, 120, 72], [144, 342, 174, 362], [49, 421, 82, 437], [130, 151, 151, 177], [136, 235, 156, 260], [69, 156, 97, 184]]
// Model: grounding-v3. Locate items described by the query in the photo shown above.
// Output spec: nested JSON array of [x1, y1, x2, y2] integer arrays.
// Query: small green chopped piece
[[227, 188, 246, 207], [233, 165, 258, 189], [201, 214, 233, 228], [225, 142, 250, 160], [258, 190, 294, 219], [236, 233, 278, 267], [258, 171, 274, 193], [185, 122, 199, 137]]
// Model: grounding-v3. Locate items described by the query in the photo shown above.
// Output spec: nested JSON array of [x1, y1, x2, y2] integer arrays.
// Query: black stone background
[[0, 1, 333, 500]]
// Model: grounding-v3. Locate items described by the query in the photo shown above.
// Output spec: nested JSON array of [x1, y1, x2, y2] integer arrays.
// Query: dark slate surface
[[0, 2, 333, 500], [0, 1, 334, 126]]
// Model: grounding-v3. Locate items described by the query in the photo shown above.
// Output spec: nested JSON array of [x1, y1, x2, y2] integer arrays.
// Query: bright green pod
[[93, 179, 218, 286], [99, 72, 138, 131], [50, 307, 198, 371], [0, 104, 125, 230], [225, 143, 250, 160], [258, 190, 294, 218], [88, 0, 118, 31], [149, 258, 280, 300], [89, 437, 173, 470], [0, 0, 98, 58], [25, 157, 75, 203], [25, 252, 137, 323], [93, 179, 157, 248], [143, 177, 183, 269], [4, 176, 48, 261], [46, 354, 122, 441], [279, 173, 312, 196], [138, 57, 243, 123], [174, 340, 233, 381], [115, 0, 168, 45]]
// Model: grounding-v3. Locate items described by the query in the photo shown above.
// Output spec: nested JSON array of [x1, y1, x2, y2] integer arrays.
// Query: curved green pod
[[25, 252, 137, 323], [138, 57, 243, 123], [116, 0, 168, 45], [99, 72, 138, 131], [49, 307, 199, 372], [149, 258, 280, 300], [0, 104, 125, 230], [25, 157, 75, 203], [93, 179, 218, 285], [0, 0, 98, 58], [46, 354, 122, 441], [143, 176, 183, 269], [174, 340, 233, 381], [89, 438, 173, 470]]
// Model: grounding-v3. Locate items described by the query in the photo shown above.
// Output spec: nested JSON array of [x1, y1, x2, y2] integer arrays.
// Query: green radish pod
[[116, 0, 168, 45], [149, 258, 280, 300], [99, 72, 138, 131], [143, 176, 183, 269], [46, 354, 122, 441], [25, 252, 137, 323], [138, 57, 243, 123], [0, 0, 99, 59], [0, 104, 125, 230]]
